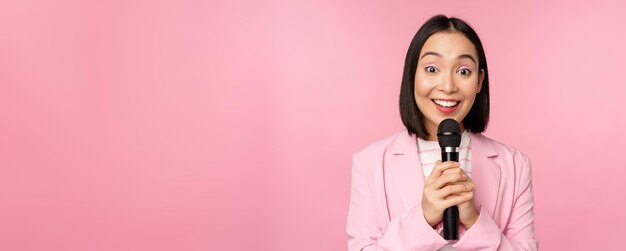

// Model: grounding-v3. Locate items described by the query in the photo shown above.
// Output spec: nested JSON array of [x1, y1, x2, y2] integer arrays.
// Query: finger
[[441, 166, 465, 176], [426, 160, 441, 183], [433, 171, 468, 189], [441, 192, 473, 208], [443, 191, 473, 200], [428, 161, 460, 180], [441, 168, 474, 184], [448, 177, 476, 190], [424, 160, 442, 186], [437, 183, 473, 199]]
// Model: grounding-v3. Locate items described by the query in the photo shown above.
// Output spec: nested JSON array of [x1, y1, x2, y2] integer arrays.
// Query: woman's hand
[[421, 160, 479, 229], [445, 166, 480, 229]]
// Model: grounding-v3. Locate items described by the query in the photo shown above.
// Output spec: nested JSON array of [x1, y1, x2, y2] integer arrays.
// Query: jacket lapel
[[469, 133, 501, 217], [387, 131, 501, 218], [387, 131, 425, 212]]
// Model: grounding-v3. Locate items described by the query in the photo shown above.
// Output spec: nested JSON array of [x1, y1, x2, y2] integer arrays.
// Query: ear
[[477, 69, 485, 93]]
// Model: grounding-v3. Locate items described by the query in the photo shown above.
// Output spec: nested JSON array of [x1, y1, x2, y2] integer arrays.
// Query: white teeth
[[433, 99, 459, 107]]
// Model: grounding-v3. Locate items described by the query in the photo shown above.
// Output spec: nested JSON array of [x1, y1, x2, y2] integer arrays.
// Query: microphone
[[437, 118, 462, 240]]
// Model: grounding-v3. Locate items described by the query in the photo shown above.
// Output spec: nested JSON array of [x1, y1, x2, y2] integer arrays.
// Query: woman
[[346, 15, 538, 251]]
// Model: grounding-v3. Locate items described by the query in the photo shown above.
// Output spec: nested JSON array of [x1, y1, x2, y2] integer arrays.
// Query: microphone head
[[437, 119, 461, 148]]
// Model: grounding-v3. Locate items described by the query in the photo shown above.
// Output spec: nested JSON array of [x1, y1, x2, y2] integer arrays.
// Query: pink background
[[1, 0, 624, 250]]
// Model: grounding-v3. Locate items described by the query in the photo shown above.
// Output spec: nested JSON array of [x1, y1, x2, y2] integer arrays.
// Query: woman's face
[[414, 31, 485, 140]]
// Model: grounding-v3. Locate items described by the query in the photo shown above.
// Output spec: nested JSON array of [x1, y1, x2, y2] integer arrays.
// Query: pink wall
[[1, 0, 624, 250]]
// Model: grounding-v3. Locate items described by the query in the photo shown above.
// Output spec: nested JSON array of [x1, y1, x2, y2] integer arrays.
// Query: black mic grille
[[437, 119, 461, 147]]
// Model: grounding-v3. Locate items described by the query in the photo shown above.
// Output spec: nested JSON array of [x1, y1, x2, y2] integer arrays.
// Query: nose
[[438, 72, 458, 94]]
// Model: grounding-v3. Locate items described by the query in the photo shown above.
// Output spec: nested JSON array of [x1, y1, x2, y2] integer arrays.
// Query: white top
[[416, 129, 472, 250]]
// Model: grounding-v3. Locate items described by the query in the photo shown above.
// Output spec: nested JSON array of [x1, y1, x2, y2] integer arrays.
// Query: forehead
[[420, 31, 478, 59]]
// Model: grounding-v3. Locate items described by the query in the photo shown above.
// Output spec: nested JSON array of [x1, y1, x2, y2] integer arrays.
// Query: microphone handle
[[442, 151, 459, 240]]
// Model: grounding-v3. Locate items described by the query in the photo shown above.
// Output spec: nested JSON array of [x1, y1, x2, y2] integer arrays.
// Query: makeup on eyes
[[423, 64, 473, 72], [457, 66, 472, 74]]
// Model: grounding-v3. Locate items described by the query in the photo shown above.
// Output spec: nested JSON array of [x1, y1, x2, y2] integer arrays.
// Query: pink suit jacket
[[347, 130, 538, 250]]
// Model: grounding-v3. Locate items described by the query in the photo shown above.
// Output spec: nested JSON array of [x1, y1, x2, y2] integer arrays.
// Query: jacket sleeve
[[452, 154, 539, 251], [347, 152, 449, 251]]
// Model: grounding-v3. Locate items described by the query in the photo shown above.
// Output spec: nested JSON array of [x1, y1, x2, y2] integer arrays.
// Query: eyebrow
[[420, 51, 477, 63]]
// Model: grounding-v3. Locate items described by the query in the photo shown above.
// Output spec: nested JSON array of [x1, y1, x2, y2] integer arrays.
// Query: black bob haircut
[[399, 15, 490, 139]]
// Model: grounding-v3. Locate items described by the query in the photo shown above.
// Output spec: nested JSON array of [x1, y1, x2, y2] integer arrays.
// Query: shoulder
[[473, 133, 532, 179], [354, 130, 404, 155], [475, 133, 530, 161], [352, 129, 409, 165]]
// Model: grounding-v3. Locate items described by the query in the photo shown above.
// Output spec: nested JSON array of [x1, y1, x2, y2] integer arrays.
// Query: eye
[[457, 68, 472, 76], [425, 66, 438, 73]]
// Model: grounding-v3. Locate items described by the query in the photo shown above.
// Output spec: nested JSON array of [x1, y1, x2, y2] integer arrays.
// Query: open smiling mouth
[[432, 99, 460, 114]]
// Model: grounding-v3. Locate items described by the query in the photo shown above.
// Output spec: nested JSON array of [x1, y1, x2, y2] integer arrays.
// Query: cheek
[[459, 81, 479, 109], [413, 76, 435, 98], [458, 77, 481, 96]]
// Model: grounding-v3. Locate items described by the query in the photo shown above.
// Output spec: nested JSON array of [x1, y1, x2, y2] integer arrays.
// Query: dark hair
[[399, 15, 490, 139]]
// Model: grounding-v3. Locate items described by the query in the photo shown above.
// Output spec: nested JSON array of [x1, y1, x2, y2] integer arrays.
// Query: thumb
[[427, 160, 443, 181]]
